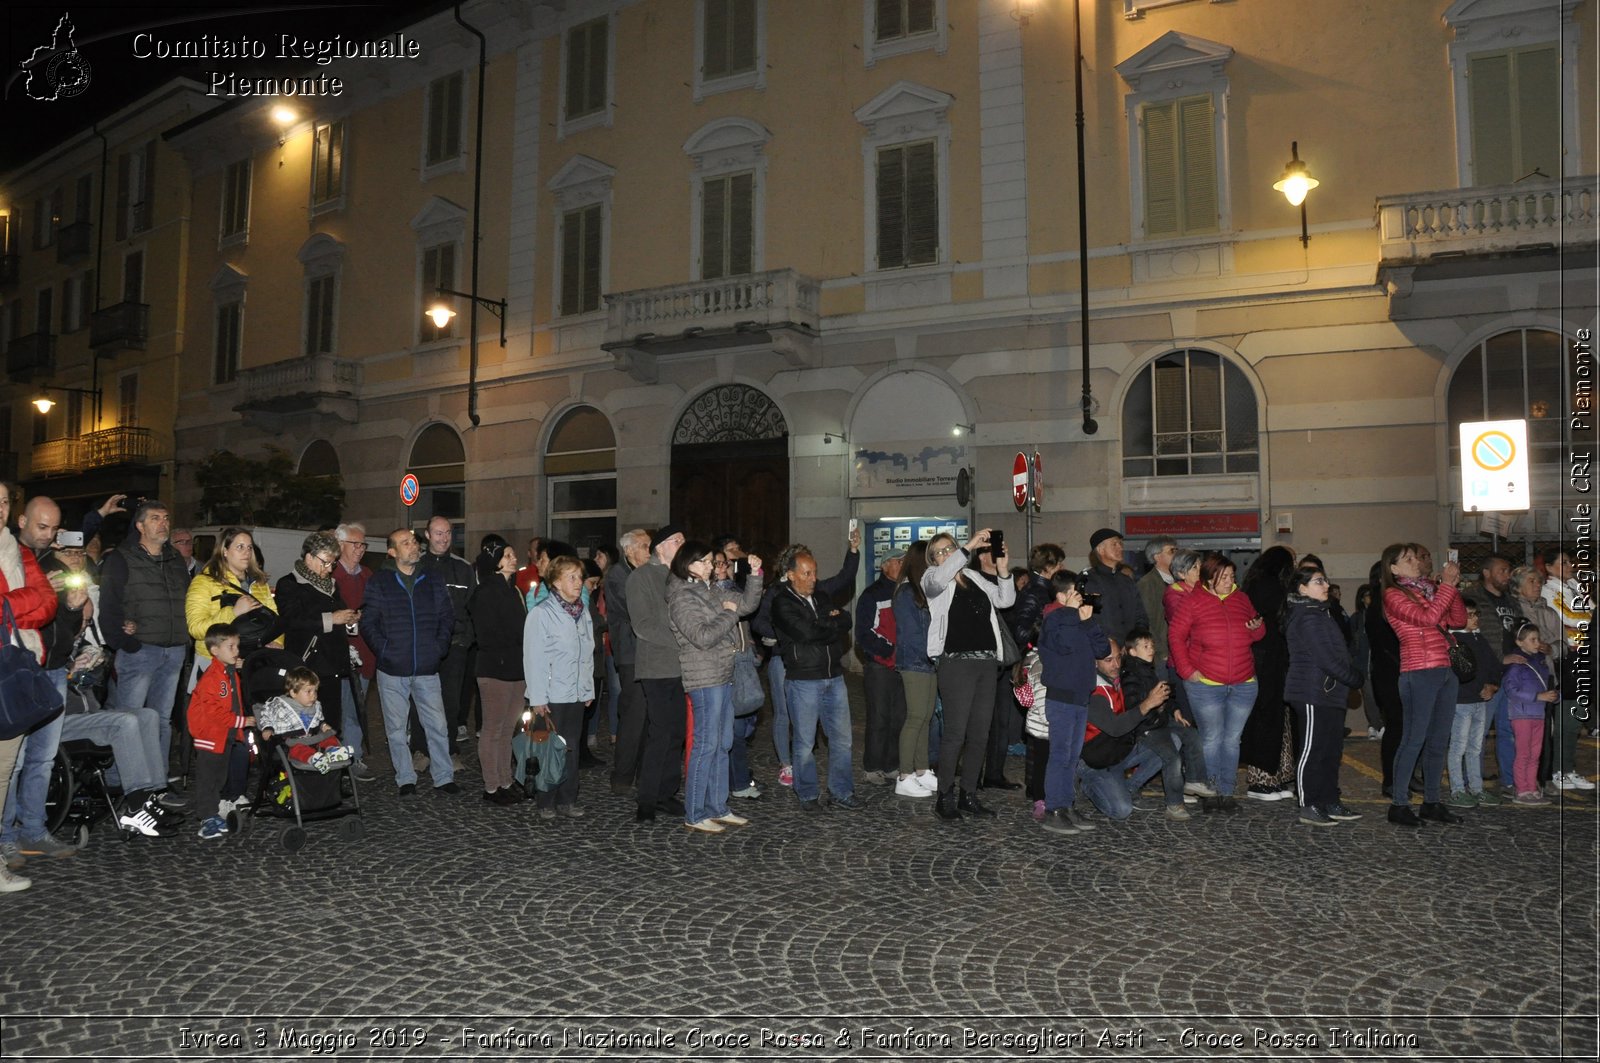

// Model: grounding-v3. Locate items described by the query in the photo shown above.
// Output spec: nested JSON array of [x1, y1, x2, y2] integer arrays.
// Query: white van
[[190, 525, 388, 583]]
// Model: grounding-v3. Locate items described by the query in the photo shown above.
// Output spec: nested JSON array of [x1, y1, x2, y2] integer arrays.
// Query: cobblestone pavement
[[1, 675, 1595, 1061]]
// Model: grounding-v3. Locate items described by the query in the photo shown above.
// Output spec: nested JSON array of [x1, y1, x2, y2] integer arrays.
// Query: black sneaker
[[434, 782, 461, 796], [1387, 804, 1423, 827], [1041, 809, 1080, 835], [831, 794, 865, 810], [798, 798, 824, 812], [1419, 801, 1464, 825], [956, 789, 997, 818], [155, 789, 189, 810], [1298, 805, 1337, 827], [397, 783, 417, 797], [1218, 796, 1241, 814], [1323, 801, 1363, 821], [143, 794, 185, 822]]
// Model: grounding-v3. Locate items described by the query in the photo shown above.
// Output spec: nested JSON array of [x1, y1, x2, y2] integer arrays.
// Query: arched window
[[1447, 328, 1564, 469], [544, 406, 616, 554], [1122, 349, 1258, 478], [408, 423, 465, 546], [298, 439, 340, 477]]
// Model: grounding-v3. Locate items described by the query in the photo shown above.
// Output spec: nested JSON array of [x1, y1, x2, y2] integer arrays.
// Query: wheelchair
[[43, 739, 126, 847]]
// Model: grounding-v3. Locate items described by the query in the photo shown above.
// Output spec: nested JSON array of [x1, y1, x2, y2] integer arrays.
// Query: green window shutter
[[728, 171, 754, 275], [1470, 52, 1514, 185], [581, 204, 603, 313], [876, 0, 902, 41], [702, 177, 728, 279], [1513, 46, 1559, 180], [560, 210, 582, 315], [446, 73, 463, 158], [136, 141, 156, 232], [908, 0, 935, 34], [704, 0, 730, 79], [876, 145, 906, 269], [1142, 101, 1178, 238], [904, 141, 938, 265], [729, 0, 757, 74], [1177, 96, 1217, 234], [569, 19, 608, 119], [328, 121, 345, 196], [564, 27, 586, 119]]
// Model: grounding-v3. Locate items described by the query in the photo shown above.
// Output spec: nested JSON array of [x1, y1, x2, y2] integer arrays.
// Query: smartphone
[[848, 518, 858, 536], [990, 529, 1004, 557], [1447, 548, 1459, 564]]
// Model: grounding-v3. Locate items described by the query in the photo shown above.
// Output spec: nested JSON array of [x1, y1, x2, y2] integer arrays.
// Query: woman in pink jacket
[[1379, 542, 1467, 827], [1167, 551, 1265, 812]]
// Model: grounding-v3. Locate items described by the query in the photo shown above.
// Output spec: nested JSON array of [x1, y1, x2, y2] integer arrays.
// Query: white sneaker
[[118, 809, 164, 837], [730, 783, 763, 800], [895, 775, 934, 798], [912, 771, 939, 792], [0, 866, 31, 893], [685, 819, 726, 834], [1558, 771, 1596, 791], [1368, 727, 1384, 740], [1183, 781, 1218, 797]]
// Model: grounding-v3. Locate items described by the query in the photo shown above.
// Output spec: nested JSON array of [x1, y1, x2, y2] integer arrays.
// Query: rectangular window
[[564, 17, 609, 121], [703, 0, 758, 80], [35, 288, 53, 335], [0, 211, 14, 256], [559, 204, 603, 316], [875, 140, 938, 269], [33, 191, 59, 249], [131, 141, 156, 234], [215, 302, 242, 384], [123, 250, 144, 304], [311, 120, 346, 206], [701, 172, 754, 280], [64, 391, 83, 439], [73, 174, 92, 224], [1470, 45, 1559, 186], [60, 274, 89, 333], [1141, 95, 1217, 238], [421, 243, 456, 342], [424, 73, 463, 168], [304, 274, 337, 355], [875, 0, 935, 41], [118, 373, 139, 427], [221, 159, 251, 239]]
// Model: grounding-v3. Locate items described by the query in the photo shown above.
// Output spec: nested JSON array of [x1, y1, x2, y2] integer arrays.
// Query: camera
[[1077, 570, 1103, 612], [63, 573, 88, 589]]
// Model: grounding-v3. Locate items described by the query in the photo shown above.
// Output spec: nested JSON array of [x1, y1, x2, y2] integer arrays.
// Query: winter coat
[[1383, 583, 1467, 673], [603, 560, 637, 667], [187, 657, 248, 754], [667, 574, 765, 691], [854, 575, 898, 667], [1502, 652, 1551, 721], [1168, 587, 1265, 685], [255, 693, 326, 738], [1008, 571, 1054, 649], [1038, 601, 1109, 706], [97, 535, 188, 652], [892, 582, 934, 673], [922, 547, 1016, 659], [523, 593, 595, 706], [186, 569, 280, 658], [0, 531, 55, 663], [467, 573, 527, 682], [273, 570, 353, 679], [359, 565, 454, 677], [1284, 595, 1364, 707], [1137, 568, 1174, 666], [771, 585, 852, 681], [419, 550, 475, 647], [627, 559, 680, 680], [1082, 559, 1146, 644]]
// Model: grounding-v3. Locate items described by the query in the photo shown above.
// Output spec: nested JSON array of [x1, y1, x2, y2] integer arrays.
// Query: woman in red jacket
[[1167, 552, 1265, 812], [1379, 541, 1467, 827]]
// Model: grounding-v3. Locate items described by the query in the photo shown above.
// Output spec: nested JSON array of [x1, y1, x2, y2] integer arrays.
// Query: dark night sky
[[2, 1, 449, 171]]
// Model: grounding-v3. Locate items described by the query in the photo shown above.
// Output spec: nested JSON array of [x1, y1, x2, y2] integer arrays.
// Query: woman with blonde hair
[[186, 527, 279, 670]]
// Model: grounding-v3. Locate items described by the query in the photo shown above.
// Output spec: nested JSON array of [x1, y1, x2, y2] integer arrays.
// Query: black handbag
[[0, 600, 65, 739], [1438, 624, 1476, 685], [232, 606, 284, 656]]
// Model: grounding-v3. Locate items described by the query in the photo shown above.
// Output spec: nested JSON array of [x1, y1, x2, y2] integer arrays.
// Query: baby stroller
[[236, 648, 364, 852]]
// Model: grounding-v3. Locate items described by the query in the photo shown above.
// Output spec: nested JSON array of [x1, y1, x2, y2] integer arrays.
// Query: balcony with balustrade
[[90, 301, 150, 353], [1377, 174, 1596, 264], [232, 353, 361, 430], [28, 426, 153, 477], [602, 268, 821, 382]]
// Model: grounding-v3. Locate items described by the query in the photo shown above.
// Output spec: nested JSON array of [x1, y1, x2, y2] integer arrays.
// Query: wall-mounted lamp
[[271, 104, 297, 146], [1272, 140, 1319, 248], [31, 383, 102, 423], [426, 287, 507, 347], [952, 422, 976, 437], [823, 430, 848, 444]]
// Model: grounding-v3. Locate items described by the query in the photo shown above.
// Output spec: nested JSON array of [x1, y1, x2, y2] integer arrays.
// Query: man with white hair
[[1136, 536, 1178, 667]]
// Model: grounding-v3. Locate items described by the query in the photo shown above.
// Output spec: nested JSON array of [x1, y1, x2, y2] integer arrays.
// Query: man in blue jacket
[[360, 528, 456, 796]]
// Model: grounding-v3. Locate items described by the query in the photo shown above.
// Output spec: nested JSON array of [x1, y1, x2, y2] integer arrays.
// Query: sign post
[[1459, 419, 1530, 514]]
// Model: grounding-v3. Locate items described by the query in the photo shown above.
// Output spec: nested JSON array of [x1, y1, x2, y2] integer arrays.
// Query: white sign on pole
[[1459, 419, 1530, 513]]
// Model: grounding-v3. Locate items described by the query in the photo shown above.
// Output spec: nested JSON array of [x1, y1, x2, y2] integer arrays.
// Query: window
[[1122, 350, 1258, 477], [64, 391, 83, 439], [424, 73, 463, 170], [73, 174, 91, 224], [118, 372, 139, 427], [1468, 46, 1559, 186], [1448, 328, 1565, 469], [298, 439, 340, 477], [420, 243, 457, 342], [304, 274, 337, 355], [115, 140, 157, 239], [408, 423, 466, 544], [311, 119, 346, 207], [220, 159, 251, 241], [875, 0, 935, 42], [563, 17, 609, 124], [697, 0, 764, 98], [864, 0, 945, 65], [60, 270, 91, 333], [33, 189, 59, 249], [559, 204, 603, 316], [123, 250, 144, 305], [875, 141, 939, 269], [1140, 95, 1218, 238], [701, 172, 754, 280], [545, 406, 617, 554], [215, 301, 242, 384], [35, 288, 52, 336]]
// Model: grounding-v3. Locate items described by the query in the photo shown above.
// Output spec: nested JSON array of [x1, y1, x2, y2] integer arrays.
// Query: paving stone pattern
[[1, 675, 1595, 1061]]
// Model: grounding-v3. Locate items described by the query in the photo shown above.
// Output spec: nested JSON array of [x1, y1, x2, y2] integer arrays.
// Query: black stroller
[[236, 648, 364, 852]]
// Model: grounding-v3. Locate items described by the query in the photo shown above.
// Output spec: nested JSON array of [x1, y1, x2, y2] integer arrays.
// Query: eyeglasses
[[930, 545, 955, 560], [314, 555, 337, 567], [713, 559, 730, 568]]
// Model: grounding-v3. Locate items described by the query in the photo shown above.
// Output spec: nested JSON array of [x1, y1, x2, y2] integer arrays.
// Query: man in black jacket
[[607, 528, 649, 795], [771, 550, 860, 811], [419, 516, 475, 765], [1082, 528, 1146, 645]]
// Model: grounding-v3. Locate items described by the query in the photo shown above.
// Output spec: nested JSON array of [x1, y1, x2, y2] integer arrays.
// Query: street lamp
[[1273, 140, 1319, 247], [31, 384, 101, 424], [1073, 0, 1097, 435], [425, 287, 507, 347]]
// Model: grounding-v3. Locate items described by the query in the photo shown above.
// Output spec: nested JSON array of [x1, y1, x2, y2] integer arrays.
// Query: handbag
[[232, 605, 284, 655], [731, 627, 764, 716], [0, 600, 65, 739], [995, 616, 1022, 668], [1438, 624, 1476, 684]]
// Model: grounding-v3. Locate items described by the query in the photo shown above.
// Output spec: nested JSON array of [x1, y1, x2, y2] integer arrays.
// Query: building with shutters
[[10, 0, 1588, 582]]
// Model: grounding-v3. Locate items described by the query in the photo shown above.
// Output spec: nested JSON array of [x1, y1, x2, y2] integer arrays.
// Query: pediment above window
[[854, 81, 953, 139], [297, 232, 346, 274], [683, 117, 771, 175], [209, 263, 248, 299], [1116, 31, 1233, 92], [548, 154, 617, 210], [410, 196, 468, 246], [1443, 0, 1581, 40]]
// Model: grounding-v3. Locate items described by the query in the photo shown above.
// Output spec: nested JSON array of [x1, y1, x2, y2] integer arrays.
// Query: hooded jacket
[[1284, 595, 1364, 707], [668, 572, 765, 691]]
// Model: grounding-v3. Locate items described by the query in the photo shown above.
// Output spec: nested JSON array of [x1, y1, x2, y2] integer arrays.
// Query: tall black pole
[[1074, 0, 1097, 434], [456, 3, 486, 428]]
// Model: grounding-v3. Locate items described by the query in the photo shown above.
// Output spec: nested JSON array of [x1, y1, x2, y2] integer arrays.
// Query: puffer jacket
[[1502, 652, 1551, 721], [523, 593, 595, 706], [1168, 587, 1264, 685], [360, 565, 454, 677], [1284, 595, 1364, 707], [186, 569, 279, 658], [0, 530, 56, 663], [667, 573, 765, 691], [1383, 582, 1467, 673], [1038, 601, 1110, 706]]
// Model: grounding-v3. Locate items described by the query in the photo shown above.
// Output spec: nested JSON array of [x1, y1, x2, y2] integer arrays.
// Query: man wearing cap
[[626, 525, 687, 821], [1083, 528, 1147, 646], [854, 549, 906, 785]]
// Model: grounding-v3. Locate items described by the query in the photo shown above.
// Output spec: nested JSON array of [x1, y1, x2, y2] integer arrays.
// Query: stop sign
[[1012, 452, 1029, 511]]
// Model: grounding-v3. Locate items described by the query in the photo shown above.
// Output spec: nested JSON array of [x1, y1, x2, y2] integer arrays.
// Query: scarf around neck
[[1397, 576, 1437, 601], [294, 558, 336, 596]]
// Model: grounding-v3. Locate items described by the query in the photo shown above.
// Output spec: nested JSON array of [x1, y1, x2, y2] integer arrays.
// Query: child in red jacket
[[187, 624, 254, 840]]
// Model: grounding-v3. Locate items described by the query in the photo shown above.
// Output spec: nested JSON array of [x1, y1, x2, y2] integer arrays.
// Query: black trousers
[[535, 702, 584, 810], [1295, 702, 1345, 807], [934, 657, 997, 796], [636, 676, 687, 808], [610, 663, 647, 788], [861, 660, 906, 774], [1025, 733, 1050, 801], [981, 669, 1014, 783]]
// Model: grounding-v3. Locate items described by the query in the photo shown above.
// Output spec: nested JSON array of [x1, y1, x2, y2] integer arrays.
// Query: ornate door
[[670, 385, 789, 556]]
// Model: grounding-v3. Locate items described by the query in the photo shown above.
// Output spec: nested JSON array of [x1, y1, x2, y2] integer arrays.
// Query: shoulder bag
[[0, 599, 65, 739]]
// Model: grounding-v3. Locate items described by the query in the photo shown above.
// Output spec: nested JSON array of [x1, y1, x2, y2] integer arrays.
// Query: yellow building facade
[[160, 0, 1594, 581]]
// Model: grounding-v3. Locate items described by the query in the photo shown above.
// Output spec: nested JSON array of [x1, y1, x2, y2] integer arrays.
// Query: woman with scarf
[[274, 532, 368, 781], [523, 555, 595, 821], [1380, 542, 1466, 827]]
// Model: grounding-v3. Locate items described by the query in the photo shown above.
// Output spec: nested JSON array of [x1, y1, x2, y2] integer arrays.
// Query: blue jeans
[[1182, 679, 1257, 796], [59, 705, 167, 795], [686, 684, 733, 823], [729, 711, 757, 790], [111, 642, 186, 777], [1487, 685, 1513, 789], [1042, 699, 1087, 811], [1078, 742, 1168, 820], [768, 654, 790, 765], [1394, 666, 1459, 806], [2, 668, 68, 842], [1449, 701, 1489, 795], [340, 674, 368, 760], [376, 672, 453, 787], [785, 676, 852, 801]]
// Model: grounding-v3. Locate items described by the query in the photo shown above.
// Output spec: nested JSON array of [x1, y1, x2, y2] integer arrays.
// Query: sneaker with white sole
[[1183, 781, 1218, 797], [1165, 803, 1192, 821], [17, 834, 75, 859], [685, 819, 726, 833], [912, 771, 939, 792], [119, 808, 167, 837], [730, 783, 763, 799], [196, 816, 227, 840], [351, 758, 377, 782], [714, 812, 749, 826], [894, 775, 933, 798], [0, 866, 31, 893], [777, 765, 794, 787], [1558, 771, 1596, 791], [1, 841, 23, 870], [308, 751, 335, 774]]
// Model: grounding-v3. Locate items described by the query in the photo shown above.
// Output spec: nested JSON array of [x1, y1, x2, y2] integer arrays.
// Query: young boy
[[1122, 628, 1214, 800], [187, 624, 255, 840], [255, 667, 354, 774]]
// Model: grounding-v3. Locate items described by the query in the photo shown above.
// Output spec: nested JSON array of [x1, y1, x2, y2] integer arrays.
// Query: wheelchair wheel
[[71, 823, 90, 850], [280, 826, 307, 853], [44, 748, 74, 836], [337, 817, 364, 843]]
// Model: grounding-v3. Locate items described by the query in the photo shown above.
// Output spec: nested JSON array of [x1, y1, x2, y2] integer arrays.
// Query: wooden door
[[670, 438, 788, 557]]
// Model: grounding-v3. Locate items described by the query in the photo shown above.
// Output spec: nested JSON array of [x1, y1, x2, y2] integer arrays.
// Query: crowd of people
[[0, 487, 1591, 890]]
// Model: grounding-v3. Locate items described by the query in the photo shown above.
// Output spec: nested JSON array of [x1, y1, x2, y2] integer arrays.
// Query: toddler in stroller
[[255, 667, 354, 775], [244, 657, 364, 851]]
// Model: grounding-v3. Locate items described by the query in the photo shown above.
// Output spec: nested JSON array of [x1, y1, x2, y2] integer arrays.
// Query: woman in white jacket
[[523, 556, 595, 821], [921, 529, 1015, 821]]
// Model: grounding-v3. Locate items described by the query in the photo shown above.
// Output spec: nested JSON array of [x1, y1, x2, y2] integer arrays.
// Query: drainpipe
[[455, 2, 486, 428]]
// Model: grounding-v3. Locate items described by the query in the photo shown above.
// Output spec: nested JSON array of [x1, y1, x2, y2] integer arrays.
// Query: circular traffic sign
[[400, 473, 421, 507], [1012, 452, 1029, 511], [1031, 451, 1043, 513], [1471, 430, 1516, 471]]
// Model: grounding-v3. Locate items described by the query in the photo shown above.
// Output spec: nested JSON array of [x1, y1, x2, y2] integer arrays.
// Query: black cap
[[650, 524, 685, 551], [1089, 527, 1122, 552]]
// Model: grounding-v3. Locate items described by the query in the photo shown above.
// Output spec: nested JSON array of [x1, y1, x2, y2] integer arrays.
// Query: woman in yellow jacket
[[186, 526, 281, 670]]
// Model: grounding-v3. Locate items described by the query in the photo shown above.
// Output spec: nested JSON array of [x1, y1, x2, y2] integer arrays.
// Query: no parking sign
[[1458, 419, 1529, 512], [400, 473, 421, 508]]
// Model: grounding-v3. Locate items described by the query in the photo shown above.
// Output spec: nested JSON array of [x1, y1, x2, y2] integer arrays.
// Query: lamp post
[[1074, 0, 1097, 435], [426, 287, 507, 348], [1273, 140, 1319, 248], [31, 384, 101, 427]]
